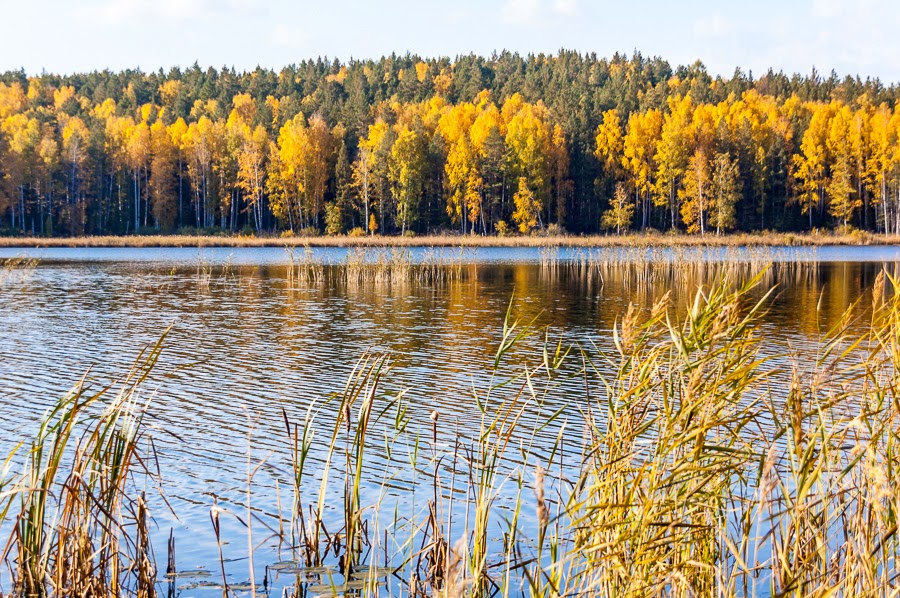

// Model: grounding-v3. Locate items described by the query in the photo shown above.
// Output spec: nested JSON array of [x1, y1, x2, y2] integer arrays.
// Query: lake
[[1, 245, 898, 597]]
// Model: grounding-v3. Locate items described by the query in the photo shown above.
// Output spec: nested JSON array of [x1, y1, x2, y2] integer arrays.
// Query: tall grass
[[1, 332, 167, 598], [9, 262, 900, 597]]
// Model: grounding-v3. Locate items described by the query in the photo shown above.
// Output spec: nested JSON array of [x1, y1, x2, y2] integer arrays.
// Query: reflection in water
[[0, 247, 896, 596]]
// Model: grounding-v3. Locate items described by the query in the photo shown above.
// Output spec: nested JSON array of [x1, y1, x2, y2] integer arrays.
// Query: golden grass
[[0, 230, 898, 248]]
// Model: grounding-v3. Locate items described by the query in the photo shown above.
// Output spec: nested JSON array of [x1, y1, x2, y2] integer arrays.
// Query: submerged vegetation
[[6, 255, 900, 596], [5, 52, 900, 239]]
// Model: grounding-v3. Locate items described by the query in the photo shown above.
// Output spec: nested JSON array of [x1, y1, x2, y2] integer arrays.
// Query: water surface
[[0, 245, 896, 595]]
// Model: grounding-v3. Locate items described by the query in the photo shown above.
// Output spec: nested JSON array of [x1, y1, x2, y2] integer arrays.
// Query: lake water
[[1, 245, 897, 596]]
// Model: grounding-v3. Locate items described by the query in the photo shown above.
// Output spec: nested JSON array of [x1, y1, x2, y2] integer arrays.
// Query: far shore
[[1, 231, 899, 249]]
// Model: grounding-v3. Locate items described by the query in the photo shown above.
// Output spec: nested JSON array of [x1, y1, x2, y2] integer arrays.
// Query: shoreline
[[1, 232, 899, 249]]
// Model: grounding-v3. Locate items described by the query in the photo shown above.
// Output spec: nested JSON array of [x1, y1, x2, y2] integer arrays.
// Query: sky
[[2, 0, 900, 82]]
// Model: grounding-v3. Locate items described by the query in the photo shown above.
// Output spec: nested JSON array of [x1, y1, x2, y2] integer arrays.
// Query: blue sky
[[3, 0, 900, 82]]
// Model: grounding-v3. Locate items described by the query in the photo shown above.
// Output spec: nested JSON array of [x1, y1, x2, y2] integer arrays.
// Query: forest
[[2, 51, 900, 237]]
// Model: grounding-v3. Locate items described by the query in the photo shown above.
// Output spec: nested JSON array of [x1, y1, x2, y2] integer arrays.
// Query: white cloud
[[811, 0, 895, 22], [271, 25, 308, 48], [500, 0, 576, 24], [811, 0, 844, 18], [745, 0, 900, 79], [553, 0, 579, 16], [501, 0, 541, 25], [694, 14, 733, 37], [74, 0, 259, 25], [445, 8, 472, 24]]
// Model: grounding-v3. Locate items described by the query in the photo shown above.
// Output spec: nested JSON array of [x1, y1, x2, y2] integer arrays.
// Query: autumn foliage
[[2, 53, 900, 237]]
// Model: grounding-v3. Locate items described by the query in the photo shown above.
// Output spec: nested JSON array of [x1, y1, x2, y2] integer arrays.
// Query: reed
[[564, 274, 769, 596], [1, 331, 167, 598]]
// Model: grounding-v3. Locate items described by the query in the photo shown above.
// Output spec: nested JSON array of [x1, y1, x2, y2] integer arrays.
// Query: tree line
[[1, 51, 900, 237]]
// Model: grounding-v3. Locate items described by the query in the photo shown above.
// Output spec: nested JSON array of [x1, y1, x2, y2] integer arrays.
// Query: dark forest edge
[[2, 50, 900, 240]]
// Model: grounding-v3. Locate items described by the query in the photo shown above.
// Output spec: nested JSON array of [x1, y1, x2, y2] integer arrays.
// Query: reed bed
[[284, 246, 478, 287], [0, 256, 39, 287], [136, 245, 834, 302], [0, 230, 895, 249], [8, 261, 900, 597], [543, 245, 829, 299], [282, 243, 825, 293]]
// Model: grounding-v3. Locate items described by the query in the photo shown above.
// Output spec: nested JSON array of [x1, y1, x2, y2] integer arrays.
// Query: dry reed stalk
[[0, 230, 896, 249]]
